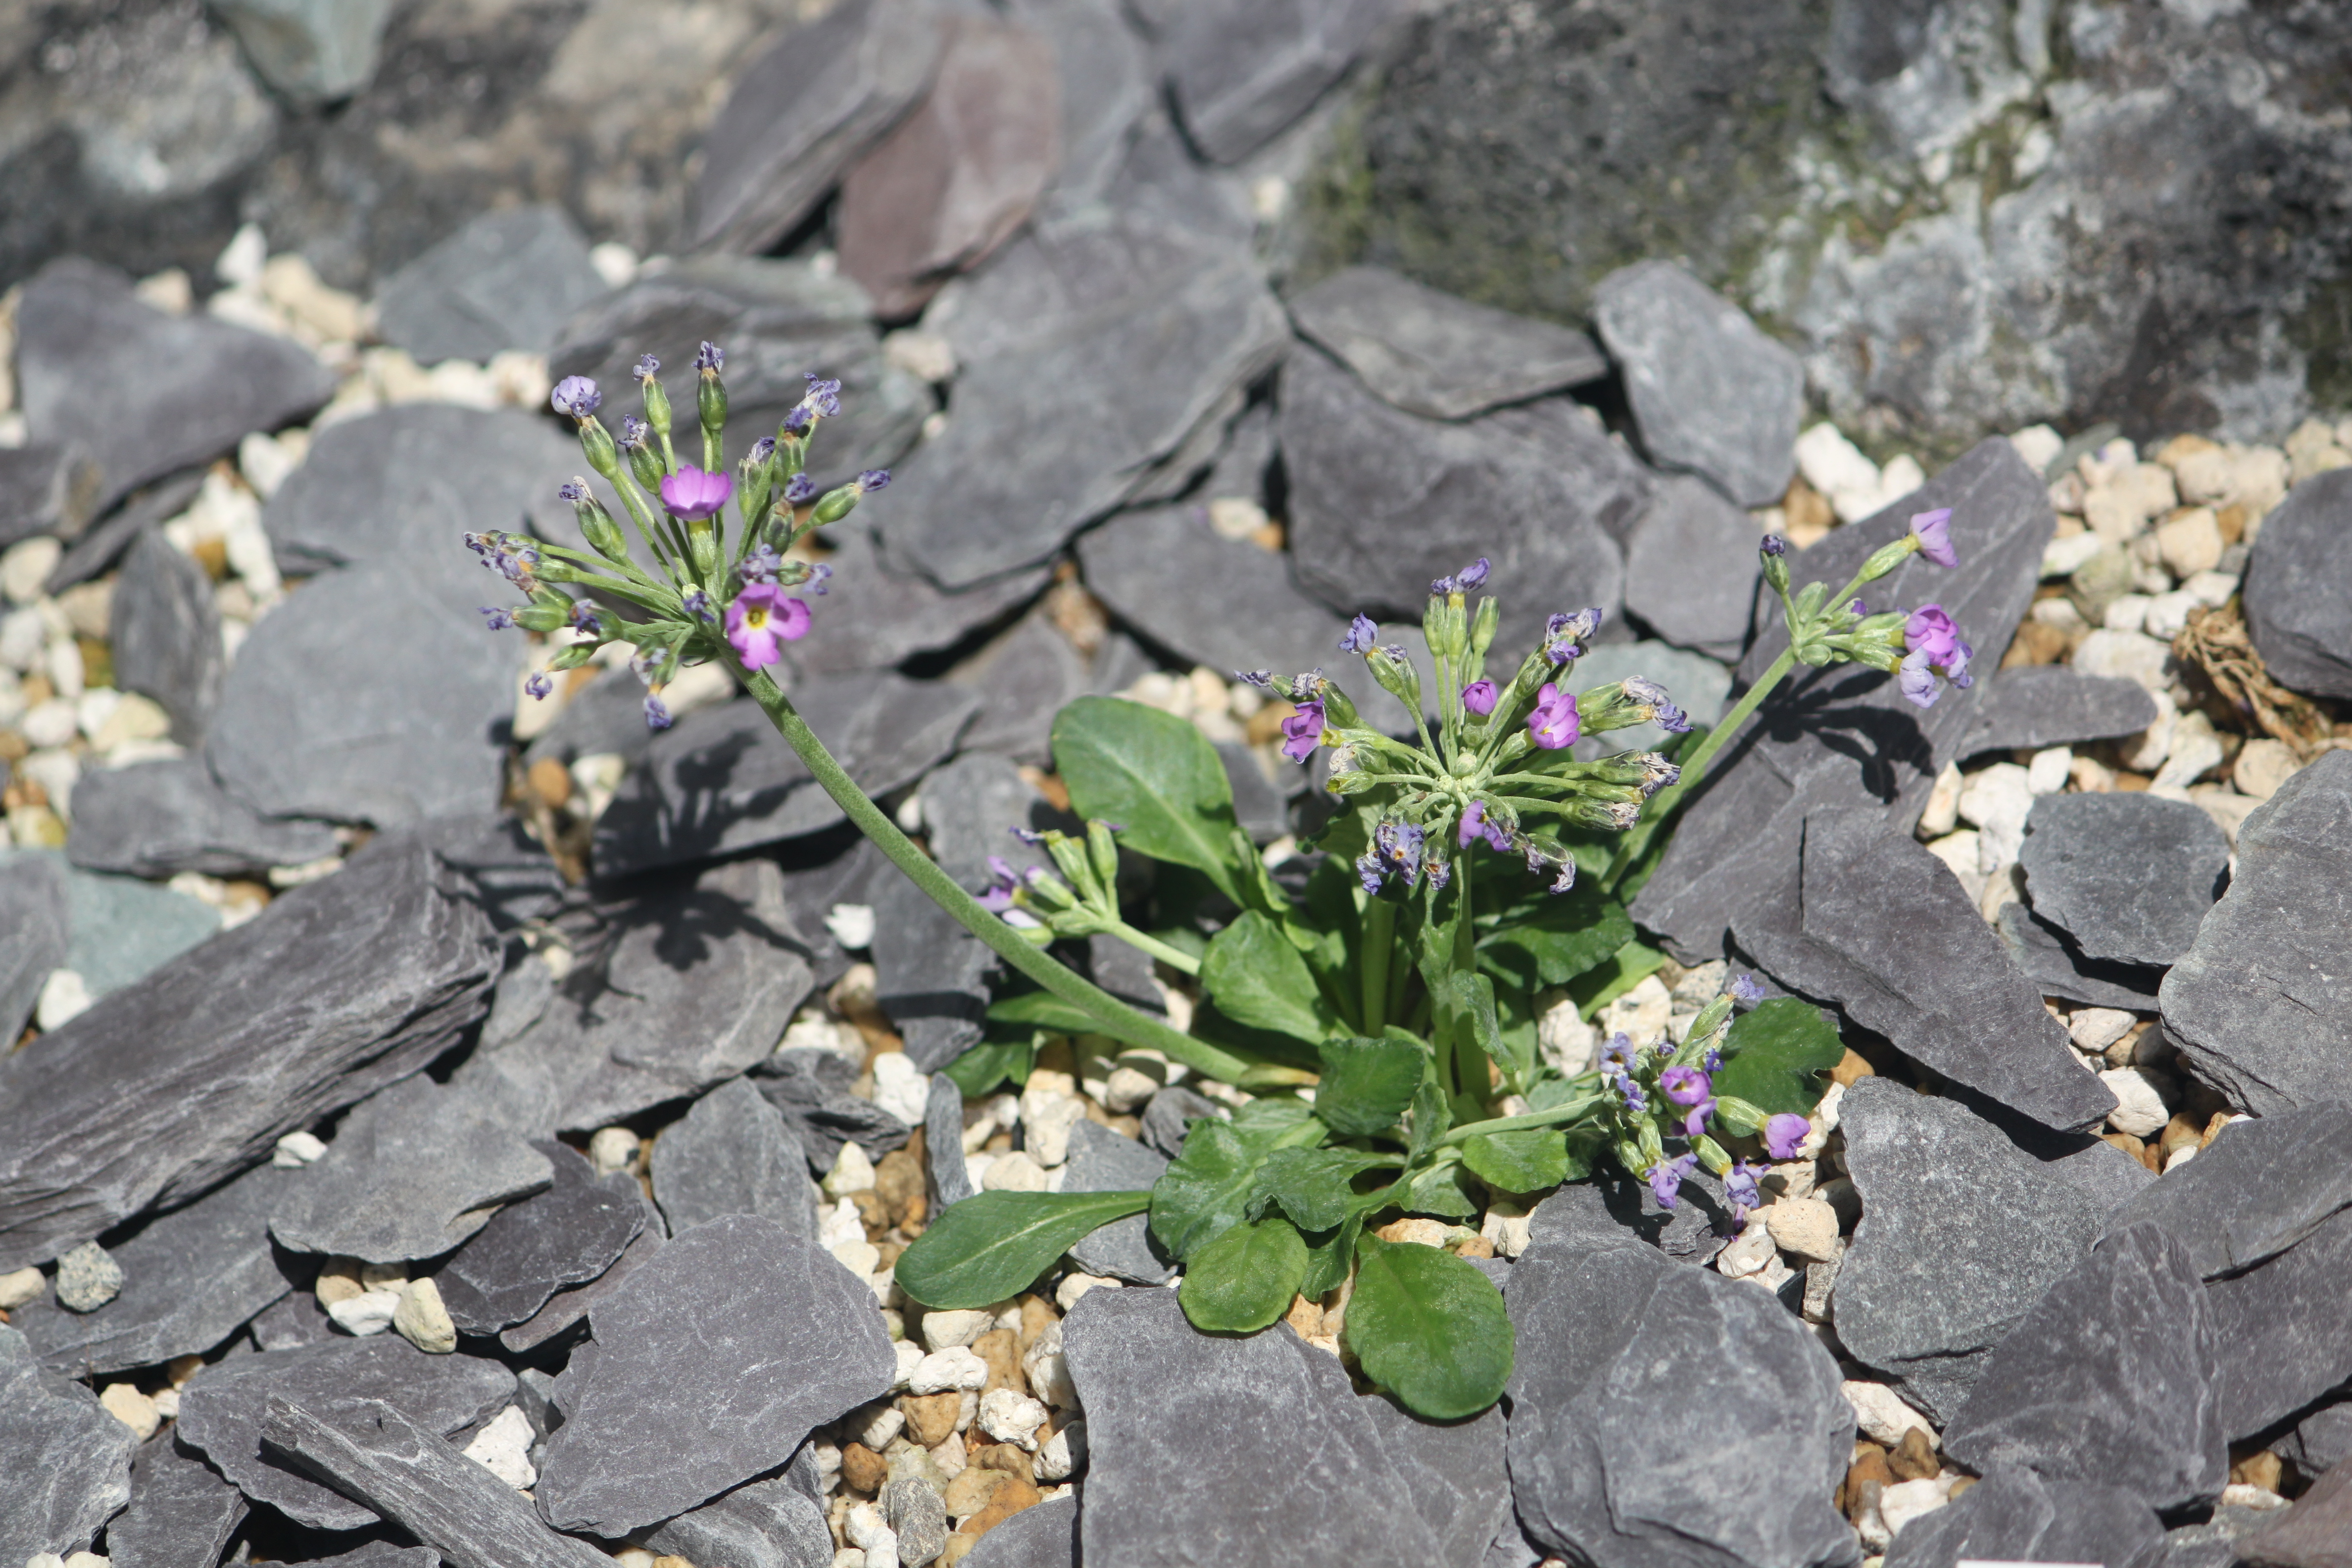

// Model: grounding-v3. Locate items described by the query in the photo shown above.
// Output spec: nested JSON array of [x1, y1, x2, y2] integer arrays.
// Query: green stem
[[1601, 644, 1799, 891], [741, 670, 1304, 1088], [1435, 1092, 1607, 1148], [1360, 896, 1394, 1036], [1102, 920, 1200, 978]]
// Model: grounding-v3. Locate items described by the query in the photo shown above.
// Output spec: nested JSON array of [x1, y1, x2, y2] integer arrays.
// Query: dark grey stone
[[643, 1447, 834, 1568], [0, 441, 103, 548], [1139, 1085, 1223, 1160], [925, 1072, 975, 1212], [1504, 1235, 1856, 1568], [12, 1160, 293, 1376], [306, 1545, 440, 1568], [1942, 1224, 2226, 1512], [1561, 640, 1733, 764], [871, 868, 996, 1072], [882, 1473, 950, 1567], [544, 255, 930, 490], [105, 1434, 248, 1568], [1201, 399, 1277, 509], [1364, 1396, 1510, 1568], [748, 1048, 913, 1174], [1733, 809, 2116, 1132], [1161, 0, 1397, 164], [17, 258, 335, 513], [1287, 265, 1606, 421], [1878, 1466, 2163, 1568], [785, 525, 1049, 680], [210, 0, 395, 102], [1997, 902, 2167, 1012], [2232, 1462, 2352, 1568], [888, 216, 1289, 589], [251, 1289, 336, 1352], [650, 1078, 819, 1239], [258, 1395, 610, 1568], [592, 680, 977, 878], [963, 1492, 1077, 1568], [2021, 792, 2230, 970], [1834, 1076, 2153, 1424], [1061, 1119, 1174, 1284], [177, 1334, 514, 1532], [1007, 0, 1153, 221], [2100, 1101, 2352, 1279], [496, 1182, 668, 1355], [1622, 475, 1761, 662], [690, 0, 947, 252], [1958, 665, 2161, 756], [2160, 751, 2352, 1116], [0, 833, 498, 1272], [207, 560, 523, 828], [0, 1324, 136, 1554], [375, 206, 609, 366], [413, 812, 567, 934], [2246, 468, 2352, 699], [269, 1073, 553, 1264], [1523, 1170, 1733, 1268], [1219, 742, 1289, 843], [2161, 1504, 2300, 1568], [45, 470, 203, 596], [1593, 260, 1802, 507], [455, 858, 814, 1136], [1279, 349, 1637, 620], [1633, 439, 2054, 964], [2206, 1204, 2352, 1442], [919, 750, 1059, 891], [2278, 1401, 2352, 1477], [67, 757, 339, 879], [534, 1214, 897, 1537], [111, 525, 224, 745], [943, 606, 1093, 764], [1079, 501, 1350, 678], [1060, 1285, 1449, 1566], [433, 1140, 644, 1335], [42, 856, 221, 1000], [0, 852, 67, 1048], [482, 955, 558, 1051]]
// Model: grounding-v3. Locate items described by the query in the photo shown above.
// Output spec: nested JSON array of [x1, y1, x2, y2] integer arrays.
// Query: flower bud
[[1470, 594, 1499, 659], [1366, 643, 1423, 715], [577, 416, 621, 483], [629, 441, 666, 494], [809, 483, 862, 526], [1858, 536, 1917, 582], [641, 371, 674, 439], [568, 483, 629, 563], [1712, 1095, 1769, 1135], [1760, 540, 1791, 594], [697, 373, 729, 457], [1085, 819, 1122, 892], [1317, 682, 1361, 729]]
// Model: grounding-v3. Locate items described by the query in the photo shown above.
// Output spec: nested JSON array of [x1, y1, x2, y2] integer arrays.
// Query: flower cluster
[[473, 343, 888, 729], [1757, 506, 1973, 711]]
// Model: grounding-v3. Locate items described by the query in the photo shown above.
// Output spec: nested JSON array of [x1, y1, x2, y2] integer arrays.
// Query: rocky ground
[[3, 3, 2352, 1568]]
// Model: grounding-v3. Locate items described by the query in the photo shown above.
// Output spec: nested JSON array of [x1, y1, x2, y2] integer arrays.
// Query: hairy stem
[[1360, 895, 1394, 1036], [1601, 645, 1799, 891], [1435, 1092, 1608, 1147]]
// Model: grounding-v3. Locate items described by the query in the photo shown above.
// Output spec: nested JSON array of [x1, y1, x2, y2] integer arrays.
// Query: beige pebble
[[0, 1265, 45, 1309], [393, 1278, 457, 1354], [2233, 737, 2302, 800], [99, 1382, 160, 1440], [2155, 507, 2224, 579], [1764, 1198, 1843, 1264], [2067, 1007, 2138, 1054]]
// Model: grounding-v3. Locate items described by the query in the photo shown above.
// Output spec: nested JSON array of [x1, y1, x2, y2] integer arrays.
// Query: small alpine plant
[[471, 346, 1970, 1421]]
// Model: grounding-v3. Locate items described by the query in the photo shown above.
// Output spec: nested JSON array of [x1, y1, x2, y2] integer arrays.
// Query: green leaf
[[1450, 972, 1519, 1078], [1713, 997, 1846, 1115], [1201, 910, 1332, 1046], [1346, 1234, 1514, 1420], [1298, 1213, 1365, 1299], [1053, 696, 1247, 903], [1177, 1216, 1307, 1332], [895, 1190, 1151, 1309], [1401, 1162, 1481, 1221], [1566, 939, 1669, 1019], [943, 1036, 1038, 1096], [1315, 1035, 1425, 1137], [1477, 884, 1635, 990], [1406, 1075, 1452, 1166], [1459, 1128, 1572, 1194], [1249, 1146, 1394, 1232], [1149, 1103, 1314, 1261]]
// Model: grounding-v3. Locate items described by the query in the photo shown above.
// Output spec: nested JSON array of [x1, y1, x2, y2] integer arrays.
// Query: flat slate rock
[[593, 679, 977, 878], [68, 756, 340, 879], [0, 1324, 137, 1554], [1012, 0, 1154, 220], [497, 1182, 668, 1355], [1160, 0, 1396, 164], [786, 524, 1051, 680], [943, 604, 1096, 764], [1592, 259, 1802, 507], [2161, 1503, 2302, 1568], [925, 1072, 976, 1212], [691, 0, 946, 252], [0, 440, 102, 549], [748, 1048, 913, 1174], [49, 855, 222, 998], [1878, 1465, 2164, 1568], [1139, 1085, 1225, 1160], [1364, 1396, 1511, 1568], [46, 469, 204, 596], [251, 1289, 337, 1352], [2278, 1401, 2352, 1477], [2245, 467, 2352, 699], [1942, 1224, 2226, 1512], [260, 1396, 611, 1568], [111, 524, 224, 743], [1504, 1233, 1857, 1568], [414, 811, 568, 933], [2020, 792, 2230, 969], [1280, 348, 1637, 620], [1833, 1076, 2152, 1424], [177, 1333, 514, 1532], [870, 867, 997, 1072], [17, 257, 336, 513], [1633, 438, 2053, 964], [642, 1447, 834, 1568], [0, 833, 499, 1271], [105, 1434, 249, 1568], [2100, 1100, 2352, 1278], [374, 205, 610, 366], [1734, 808, 2116, 1132], [207, 558, 523, 829], [1959, 664, 2160, 756], [457, 857, 814, 1135], [649, 1077, 819, 1239], [2205, 1203, 2352, 1442], [0, 851, 67, 1047], [1524, 1169, 1734, 1267], [1079, 501, 1350, 678], [434, 1140, 644, 1334], [13, 1159, 294, 1377], [917, 749, 1062, 892], [1061, 1119, 1175, 1284], [1060, 1285, 1449, 1567], [2232, 1464, 2352, 1568], [1622, 474, 1762, 662], [1287, 265, 1606, 420], [534, 1214, 896, 1537], [270, 1073, 552, 1264], [1997, 902, 2167, 1012], [963, 1491, 1078, 1568], [2160, 751, 2352, 1116]]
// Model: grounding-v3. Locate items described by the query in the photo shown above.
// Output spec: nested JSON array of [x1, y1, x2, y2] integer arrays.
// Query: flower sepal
[[1710, 1094, 1770, 1136]]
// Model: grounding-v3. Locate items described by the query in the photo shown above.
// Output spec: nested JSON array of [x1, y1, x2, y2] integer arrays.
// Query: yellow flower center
[[743, 606, 767, 630]]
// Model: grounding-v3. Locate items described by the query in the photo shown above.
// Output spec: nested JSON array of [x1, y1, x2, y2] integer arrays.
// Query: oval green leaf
[[894, 1190, 1150, 1309], [1314, 1034, 1425, 1137], [1714, 997, 1846, 1115], [1201, 910, 1332, 1045], [1345, 1234, 1514, 1420], [1177, 1216, 1308, 1332], [1052, 696, 1244, 902]]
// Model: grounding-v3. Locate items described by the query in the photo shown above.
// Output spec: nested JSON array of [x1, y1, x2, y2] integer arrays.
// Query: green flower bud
[[698, 369, 729, 450], [642, 374, 673, 439], [1690, 1133, 1732, 1177], [1319, 682, 1361, 729], [809, 484, 861, 526], [1712, 1095, 1768, 1135], [1470, 595, 1499, 660], [568, 483, 630, 564], [1859, 535, 1919, 582], [628, 441, 666, 495], [1085, 819, 1121, 892], [547, 641, 599, 672], [1367, 643, 1423, 716], [577, 416, 621, 482]]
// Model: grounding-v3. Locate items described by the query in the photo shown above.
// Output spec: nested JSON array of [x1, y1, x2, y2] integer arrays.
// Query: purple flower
[[1279, 697, 1327, 762], [750, 436, 777, 465], [857, 470, 890, 492], [660, 464, 733, 522], [1340, 614, 1378, 655], [1457, 800, 1511, 853], [1461, 679, 1498, 717], [1724, 1159, 1764, 1221], [550, 376, 601, 419], [558, 481, 588, 503], [740, 544, 783, 585], [645, 693, 673, 731], [1355, 853, 1385, 895], [1236, 669, 1274, 689], [1648, 1154, 1698, 1209], [1702, 1046, 1723, 1074], [525, 671, 554, 701], [1424, 858, 1452, 891], [1372, 820, 1425, 883], [1598, 1033, 1632, 1072], [806, 562, 833, 596], [1682, 1101, 1715, 1138], [481, 606, 516, 631], [1527, 683, 1581, 749], [1625, 676, 1690, 735], [802, 373, 842, 418], [726, 582, 812, 670], [980, 856, 1022, 913], [1660, 1065, 1713, 1107], [1614, 1072, 1648, 1116], [1429, 559, 1488, 597], [1849, 599, 1868, 616], [1726, 972, 1765, 1005], [1904, 604, 1965, 665], [620, 416, 648, 448], [682, 590, 714, 623], [783, 405, 813, 436], [1458, 557, 1490, 590], [635, 354, 660, 379], [1898, 649, 1941, 709], [1760, 536, 1787, 558], [696, 341, 724, 372], [569, 601, 605, 637], [783, 473, 817, 506], [1764, 1113, 1812, 1161], [1911, 507, 1958, 568], [1545, 607, 1604, 663]]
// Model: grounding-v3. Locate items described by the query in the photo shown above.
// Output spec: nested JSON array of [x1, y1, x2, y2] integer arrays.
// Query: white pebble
[[1597, 974, 1672, 1048], [2067, 1008, 2138, 1054], [0, 538, 60, 604], [825, 1141, 878, 1197], [326, 1288, 402, 1336], [830, 1239, 882, 1278], [99, 1382, 160, 1439], [2025, 746, 2072, 796], [982, 1152, 1047, 1192], [461, 1404, 538, 1489], [1956, 764, 2034, 869], [891, 1339, 925, 1391], [1763, 1198, 1842, 1264], [273, 1130, 328, 1168], [870, 1052, 931, 1127], [920, 1308, 992, 1351], [909, 1346, 988, 1395], [393, 1278, 456, 1354], [20, 697, 77, 750], [1019, 1094, 1086, 1169], [35, 968, 91, 1031], [820, 1198, 868, 1250], [1714, 1222, 1776, 1279], [587, 1126, 638, 1175], [1536, 993, 1597, 1074], [825, 902, 876, 950], [978, 1387, 1049, 1450], [853, 1402, 906, 1451], [2100, 1067, 2169, 1138], [1842, 1380, 1937, 1449], [1480, 1202, 1531, 1260], [1054, 1272, 1120, 1311], [1877, 1475, 1953, 1537], [1022, 1323, 1076, 1409], [0, 1266, 44, 1309], [1035, 1417, 1086, 1481]]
